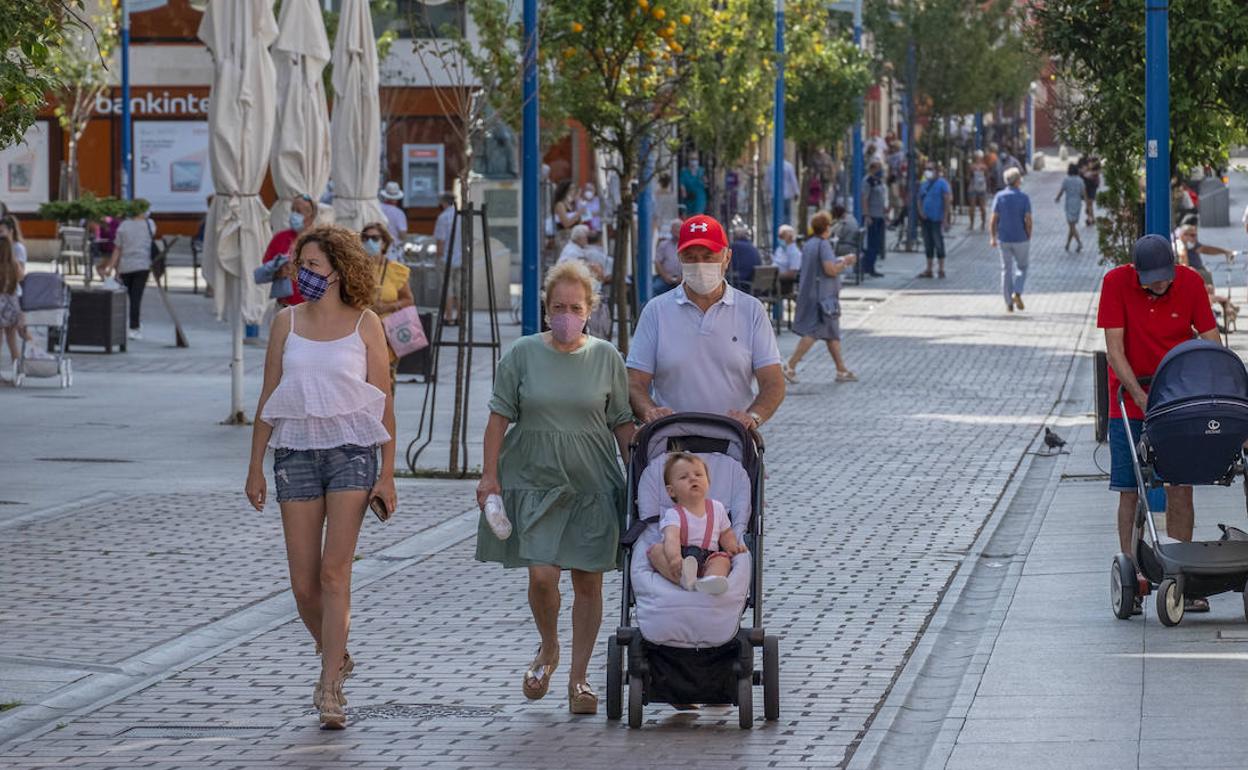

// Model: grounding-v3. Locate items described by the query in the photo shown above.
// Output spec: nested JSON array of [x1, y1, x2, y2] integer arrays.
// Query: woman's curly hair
[[294, 225, 378, 309]]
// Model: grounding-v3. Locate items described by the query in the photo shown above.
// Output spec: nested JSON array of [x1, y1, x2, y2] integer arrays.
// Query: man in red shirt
[[1098, 234, 1220, 612], [262, 194, 318, 306]]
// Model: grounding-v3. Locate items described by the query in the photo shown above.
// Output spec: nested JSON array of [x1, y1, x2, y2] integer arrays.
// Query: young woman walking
[[244, 225, 398, 729]]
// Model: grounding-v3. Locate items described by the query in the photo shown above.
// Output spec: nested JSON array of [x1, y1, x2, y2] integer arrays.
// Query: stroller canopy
[[1147, 340, 1248, 414]]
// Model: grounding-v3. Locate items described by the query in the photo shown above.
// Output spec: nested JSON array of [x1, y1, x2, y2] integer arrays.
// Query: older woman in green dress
[[476, 260, 635, 716]]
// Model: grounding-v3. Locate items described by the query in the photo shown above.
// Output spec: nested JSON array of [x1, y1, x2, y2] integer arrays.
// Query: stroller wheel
[[737, 675, 753, 729], [1110, 554, 1136, 620], [1157, 578, 1184, 627], [605, 635, 623, 721], [763, 635, 780, 721], [627, 673, 644, 729]]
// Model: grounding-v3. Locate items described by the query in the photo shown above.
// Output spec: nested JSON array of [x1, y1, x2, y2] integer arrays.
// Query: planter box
[[67, 288, 126, 354]]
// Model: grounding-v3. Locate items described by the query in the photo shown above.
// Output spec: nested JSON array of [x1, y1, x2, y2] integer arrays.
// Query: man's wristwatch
[[747, 411, 764, 429]]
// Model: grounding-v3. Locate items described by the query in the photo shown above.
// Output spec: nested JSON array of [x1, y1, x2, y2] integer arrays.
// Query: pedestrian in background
[[652, 218, 683, 298], [476, 260, 635, 716], [783, 210, 857, 384], [0, 217, 28, 359], [262, 194, 318, 309], [551, 181, 581, 260], [967, 150, 989, 231], [861, 160, 887, 278], [0, 237, 32, 368], [728, 224, 761, 289], [245, 225, 396, 730], [679, 154, 707, 216], [377, 182, 408, 261], [1081, 156, 1101, 225], [434, 192, 464, 326], [773, 224, 802, 287], [1055, 163, 1086, 252], [917, 164, 952, 279], [361, 222, 414, 390], [106, 203, 156, 339], [991, 167, 1032, 313]]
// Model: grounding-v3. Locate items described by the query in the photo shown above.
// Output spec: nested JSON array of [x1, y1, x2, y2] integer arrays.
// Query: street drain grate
[[118, 725, 272, 739], [303, 703, 499, 722], [0, 500, 24, 505], [36, 457, 134, 464]]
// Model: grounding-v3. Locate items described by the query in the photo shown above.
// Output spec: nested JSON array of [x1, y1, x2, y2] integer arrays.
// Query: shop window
[[395, 0, 466, 39]]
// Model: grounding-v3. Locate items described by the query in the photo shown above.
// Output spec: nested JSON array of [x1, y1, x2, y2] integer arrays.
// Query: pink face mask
[[548, 312, 586, 343]]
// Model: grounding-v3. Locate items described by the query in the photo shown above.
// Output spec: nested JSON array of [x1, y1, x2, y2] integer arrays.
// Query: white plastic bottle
[[484, 494, 512, 540]]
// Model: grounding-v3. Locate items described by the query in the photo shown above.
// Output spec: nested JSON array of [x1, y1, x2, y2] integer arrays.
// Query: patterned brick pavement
[[1, 170, 1109, 768]]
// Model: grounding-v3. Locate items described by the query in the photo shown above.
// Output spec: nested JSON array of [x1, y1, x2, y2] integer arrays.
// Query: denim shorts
[[273, 445, 379, 503], [1108, 418, 1143, 492]]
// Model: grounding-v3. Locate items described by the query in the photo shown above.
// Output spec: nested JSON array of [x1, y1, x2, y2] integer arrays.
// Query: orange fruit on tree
[[563, 46, 577, 59], [680, 13, 691, 24], [638, 0, 649, 10], [652, 7, 666, 20], [571, 21, 583, 33]]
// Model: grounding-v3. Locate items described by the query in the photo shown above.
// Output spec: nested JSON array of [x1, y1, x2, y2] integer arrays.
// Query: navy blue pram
[[1111, 340, 1248, 625]]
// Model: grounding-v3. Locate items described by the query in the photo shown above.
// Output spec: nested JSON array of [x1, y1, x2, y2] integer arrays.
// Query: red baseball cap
[[677, 215, 729, 254]]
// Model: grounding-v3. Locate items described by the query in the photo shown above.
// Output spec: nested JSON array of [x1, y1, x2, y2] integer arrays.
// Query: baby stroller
[[606, 412, 779, 729], [14, 272, 72, 388], [1111, 339, 1248, 625]]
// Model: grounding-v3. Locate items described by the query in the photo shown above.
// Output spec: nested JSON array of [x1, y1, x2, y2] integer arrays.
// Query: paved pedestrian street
[[5, 166, 1248, 769]]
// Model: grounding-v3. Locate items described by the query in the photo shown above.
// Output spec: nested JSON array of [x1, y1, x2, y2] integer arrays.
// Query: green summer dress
[[476, 334, 633, 572]]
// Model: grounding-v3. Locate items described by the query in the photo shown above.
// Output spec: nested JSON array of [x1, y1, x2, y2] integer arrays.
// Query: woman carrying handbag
[[360, 222, 419, 391], [782, 209, 858, 384]]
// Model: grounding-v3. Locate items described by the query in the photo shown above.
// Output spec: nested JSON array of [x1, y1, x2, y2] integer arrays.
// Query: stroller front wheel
[[605, 635, 622, 721], [627, 673, 644, 729], [1157, 578, 1184, 627]]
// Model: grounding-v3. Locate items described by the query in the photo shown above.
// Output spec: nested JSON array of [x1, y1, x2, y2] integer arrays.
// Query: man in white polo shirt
[[627, 214, 786, 430]]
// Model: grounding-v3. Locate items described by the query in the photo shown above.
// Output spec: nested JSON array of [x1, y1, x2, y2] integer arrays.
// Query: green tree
[[543, 0, 696, 350], [0, 1, 91, 150], [48, 0, 117, 201], [786, 0, 872, 226], [866, 0, 1036, 159], [678, 0, 774, 215], [1032, 0, 1248, 263]]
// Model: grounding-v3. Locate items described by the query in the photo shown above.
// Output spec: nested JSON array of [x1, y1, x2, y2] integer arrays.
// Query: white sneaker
[[679, 556, 698, 591], [695, 575, 729, 595], [128, 328, 143, 340], [483, 494, 512, 540], [99, 277, 123, 292]]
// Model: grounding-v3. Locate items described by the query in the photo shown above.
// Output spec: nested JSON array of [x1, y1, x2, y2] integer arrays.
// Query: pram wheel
[[627, 673, 644, 729], [606, 635, 622, 721], [1110, 554, 1137, 620], [763, 635, 779, 721], [1157, 578, 1184, 626], [1243, 588, 1248, 623], [737, 675, 753, 729]]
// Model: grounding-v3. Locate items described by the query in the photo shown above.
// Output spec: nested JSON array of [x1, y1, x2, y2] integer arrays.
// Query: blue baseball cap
[[1133, 234, 1175, 284]]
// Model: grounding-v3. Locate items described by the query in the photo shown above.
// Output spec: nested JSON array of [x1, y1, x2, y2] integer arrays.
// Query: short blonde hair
[[544, 260, 600, 311]]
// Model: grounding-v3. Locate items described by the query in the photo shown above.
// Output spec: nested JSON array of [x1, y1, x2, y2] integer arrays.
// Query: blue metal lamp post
[[521, 0, 540, 334], [772, 0, 786, 252], [1144, 1, 1170, 236], [120, 0, 133, 199]]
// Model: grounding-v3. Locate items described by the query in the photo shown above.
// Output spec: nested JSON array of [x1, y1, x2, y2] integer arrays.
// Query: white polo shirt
[[627, 283, 781, 414]]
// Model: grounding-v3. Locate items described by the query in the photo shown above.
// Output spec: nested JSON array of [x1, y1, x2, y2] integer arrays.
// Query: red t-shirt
[[263, 229, 303, 306], [1097, 264, 1216, 419]]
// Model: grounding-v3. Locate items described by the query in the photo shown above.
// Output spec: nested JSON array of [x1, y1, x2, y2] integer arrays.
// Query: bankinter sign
[[93, 91, 210, 117]]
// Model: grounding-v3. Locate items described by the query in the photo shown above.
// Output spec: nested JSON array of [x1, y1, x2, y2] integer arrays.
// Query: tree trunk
[[65, 138, 79, 202]]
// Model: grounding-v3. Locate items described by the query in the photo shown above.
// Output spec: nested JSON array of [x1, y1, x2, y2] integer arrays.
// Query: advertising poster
[[135, 120, 210, 212], [0, 122, 50, 213], [402, 144, 444, 208]]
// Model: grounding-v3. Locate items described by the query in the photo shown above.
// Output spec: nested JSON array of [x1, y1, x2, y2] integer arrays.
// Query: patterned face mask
[[296, 266, 335, 302]]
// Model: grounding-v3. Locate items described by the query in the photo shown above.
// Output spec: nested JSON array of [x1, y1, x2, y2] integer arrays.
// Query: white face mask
[[924, 170, 936, 181], [682, 262, 723, 295]]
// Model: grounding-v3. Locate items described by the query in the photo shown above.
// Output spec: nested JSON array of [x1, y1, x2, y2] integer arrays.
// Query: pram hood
[[1146, 340, 1248, 414], [631, 412, 761, 508], [19, 273, 70, 312]]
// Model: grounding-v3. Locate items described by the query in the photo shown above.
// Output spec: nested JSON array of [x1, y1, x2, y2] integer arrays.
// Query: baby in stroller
[[648, 452, 747, 594]]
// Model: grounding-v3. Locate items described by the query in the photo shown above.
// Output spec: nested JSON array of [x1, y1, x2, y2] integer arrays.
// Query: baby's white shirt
[[659, 499, 731, 549]]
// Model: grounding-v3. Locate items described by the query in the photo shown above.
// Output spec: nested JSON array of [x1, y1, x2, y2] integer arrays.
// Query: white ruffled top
[[261, 307, 390, 450]]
